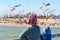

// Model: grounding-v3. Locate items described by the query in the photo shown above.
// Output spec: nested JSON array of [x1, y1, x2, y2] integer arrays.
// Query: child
[[41, 26, 51, 40], [20, 13, 41, 40]]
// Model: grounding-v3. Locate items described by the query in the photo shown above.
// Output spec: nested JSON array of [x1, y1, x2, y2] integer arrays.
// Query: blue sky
[[0, 0, 60, 17]]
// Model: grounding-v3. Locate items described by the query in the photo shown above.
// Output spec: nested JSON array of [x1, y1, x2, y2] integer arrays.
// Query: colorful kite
[[14, 4, 21, 7], [45, 3, 50, 6], [40, 3, 50, 9], [10, 8, 15, 11]]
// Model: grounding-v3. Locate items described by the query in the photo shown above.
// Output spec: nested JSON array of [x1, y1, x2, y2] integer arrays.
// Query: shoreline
[[0, 23, 31, 27], [0, 23, 60, 28]]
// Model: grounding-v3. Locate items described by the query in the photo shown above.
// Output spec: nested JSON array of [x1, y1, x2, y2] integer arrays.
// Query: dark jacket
[[20, 25, 41, 40]]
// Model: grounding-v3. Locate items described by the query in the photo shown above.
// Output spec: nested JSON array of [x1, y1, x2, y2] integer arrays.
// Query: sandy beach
[[0, 18, 60, 27], [37, 19, 60, 27]]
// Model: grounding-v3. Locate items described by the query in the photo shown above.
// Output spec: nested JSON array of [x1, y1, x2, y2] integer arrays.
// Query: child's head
[[23, 13, 37, 26]]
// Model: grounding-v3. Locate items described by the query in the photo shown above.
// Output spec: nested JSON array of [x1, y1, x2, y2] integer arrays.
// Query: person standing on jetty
[[20, 13, 41, 40]]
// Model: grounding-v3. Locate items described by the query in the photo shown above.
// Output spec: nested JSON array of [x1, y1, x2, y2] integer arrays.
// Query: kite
[[27, 2, 30, 5], [44, 8, 49, 12], [47, 10, 56, 13], [43, 3, 45, 4], [40, 5, 46, 9], [21, 10, 25, 13], [14, 4, 21, 7], [10, 8, 15, 11], [40, 3, 50, 9], [46, 10, 56, 16], [40, 3, 46, 9], [45, 3, 50, 6]]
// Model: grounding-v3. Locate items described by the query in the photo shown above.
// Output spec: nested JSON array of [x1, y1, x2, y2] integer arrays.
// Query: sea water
[[0, 26, 28, 40], [0, 26, 60, 40]]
